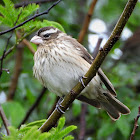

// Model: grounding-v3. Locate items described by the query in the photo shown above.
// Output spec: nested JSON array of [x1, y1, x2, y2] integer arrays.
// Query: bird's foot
[[79, 76, 87, 88], [56, 97, 65, 114]]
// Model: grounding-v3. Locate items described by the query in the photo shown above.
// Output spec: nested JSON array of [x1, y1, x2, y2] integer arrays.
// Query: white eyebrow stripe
[[42, 28, 58, 35]]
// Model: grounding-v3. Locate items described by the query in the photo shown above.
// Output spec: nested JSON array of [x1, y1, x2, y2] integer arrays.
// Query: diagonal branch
[[39, 0, 138, 132], [0, 0, 61, 36]]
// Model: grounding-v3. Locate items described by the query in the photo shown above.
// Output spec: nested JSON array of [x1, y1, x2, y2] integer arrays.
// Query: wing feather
[[69, 37, 117, 96]]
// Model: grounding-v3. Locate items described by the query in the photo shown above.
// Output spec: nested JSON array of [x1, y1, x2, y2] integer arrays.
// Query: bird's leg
[[56, 97, 65, 114], [79, 76, 87, 88]]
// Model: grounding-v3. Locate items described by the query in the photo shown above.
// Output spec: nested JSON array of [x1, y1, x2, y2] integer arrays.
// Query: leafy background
[[0, 0, 140, 140]]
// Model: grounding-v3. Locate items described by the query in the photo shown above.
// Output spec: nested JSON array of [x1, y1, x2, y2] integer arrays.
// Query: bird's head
[[30, 26, 63, 45]]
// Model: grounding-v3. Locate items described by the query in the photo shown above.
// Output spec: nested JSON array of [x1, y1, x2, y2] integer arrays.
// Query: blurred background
[[0, 0, 140, 139]]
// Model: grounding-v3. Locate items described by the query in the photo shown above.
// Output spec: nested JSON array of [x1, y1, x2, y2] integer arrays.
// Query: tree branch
[[130, 106, 140, 140], [0, 105, 10, 135], [22, 38, 36, 54], [7, 43, 24, 100], [17, 32, 36, 54], [0, 33, 13, 78], [15, 0, 58, 8], [0, 0, 61, 36], [0, 32, 35, 61], [78, 0, 98, 43], [38, 0, 138, 132]]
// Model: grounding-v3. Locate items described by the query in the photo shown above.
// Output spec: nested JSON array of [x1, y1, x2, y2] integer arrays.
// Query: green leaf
[[38, 133, 51, 140], [56, 125, 77, 139], [63, 135, 74, 140], [22, 126, 40, 140], [2, 126, 21, 140], [0, 0, 39, 28], [57, 117, 65, 131], [38, 20, 65, 32], [19, 119, 46, 133], [18, 4, 39, 24], [2, 117, 77, 140], [0, 0, 17, 26], [116, 116, 131, 138]]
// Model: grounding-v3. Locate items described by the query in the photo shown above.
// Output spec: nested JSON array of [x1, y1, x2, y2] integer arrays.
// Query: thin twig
[[78, 104, 87, 140], [38, 0, 138, 132], [15, 0, 58, 8], [78, 0, 98, 43], [0, 0, 61, 36], [21, 38, 36, 54], [92, 37, 103, 58], [0, 105, 10, 135], [0, 29, 36, 61], [0, 33, 13, 78], [0, 45, 16, 61], [18, 87, 47, 128], [17, 32, 36, 54], [130, 106, 140, 140]]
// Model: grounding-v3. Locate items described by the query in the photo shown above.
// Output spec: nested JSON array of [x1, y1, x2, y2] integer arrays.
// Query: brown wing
[[77, 95, 101, 108], [98, 68, 116, 96], [71, 38, 117, 96]]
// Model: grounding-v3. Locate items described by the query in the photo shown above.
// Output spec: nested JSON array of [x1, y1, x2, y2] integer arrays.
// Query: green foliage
[[19, 119, 46, 133], [30, 20, 65, 33], [0, 0, 39, 27], [2, 117, 77, 140], [0, 0, 65, 34]]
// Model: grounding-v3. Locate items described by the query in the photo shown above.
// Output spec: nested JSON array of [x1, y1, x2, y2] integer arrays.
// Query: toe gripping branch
[[56, 75, 87, 114], [79, 76, 87, 88], [56, 97, 65, 114]]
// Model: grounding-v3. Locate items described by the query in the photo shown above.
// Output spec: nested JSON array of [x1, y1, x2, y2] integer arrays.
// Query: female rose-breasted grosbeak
[[30, 26, 130, 120]]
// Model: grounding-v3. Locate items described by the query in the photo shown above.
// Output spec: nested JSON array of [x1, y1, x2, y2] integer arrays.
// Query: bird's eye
[[43, 33, 51, 38]]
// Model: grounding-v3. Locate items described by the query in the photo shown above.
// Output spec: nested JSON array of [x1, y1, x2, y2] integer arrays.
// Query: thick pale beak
[[30, 35, 43, 45]]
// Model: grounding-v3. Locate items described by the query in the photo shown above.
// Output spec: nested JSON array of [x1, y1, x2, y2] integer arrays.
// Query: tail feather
[[103, 93, 130, 114], [100, 101, 120, 120], [77, 93, 130, 121]]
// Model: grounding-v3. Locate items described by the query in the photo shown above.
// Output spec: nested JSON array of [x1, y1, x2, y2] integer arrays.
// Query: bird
[[30, 26, 130, 120]]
